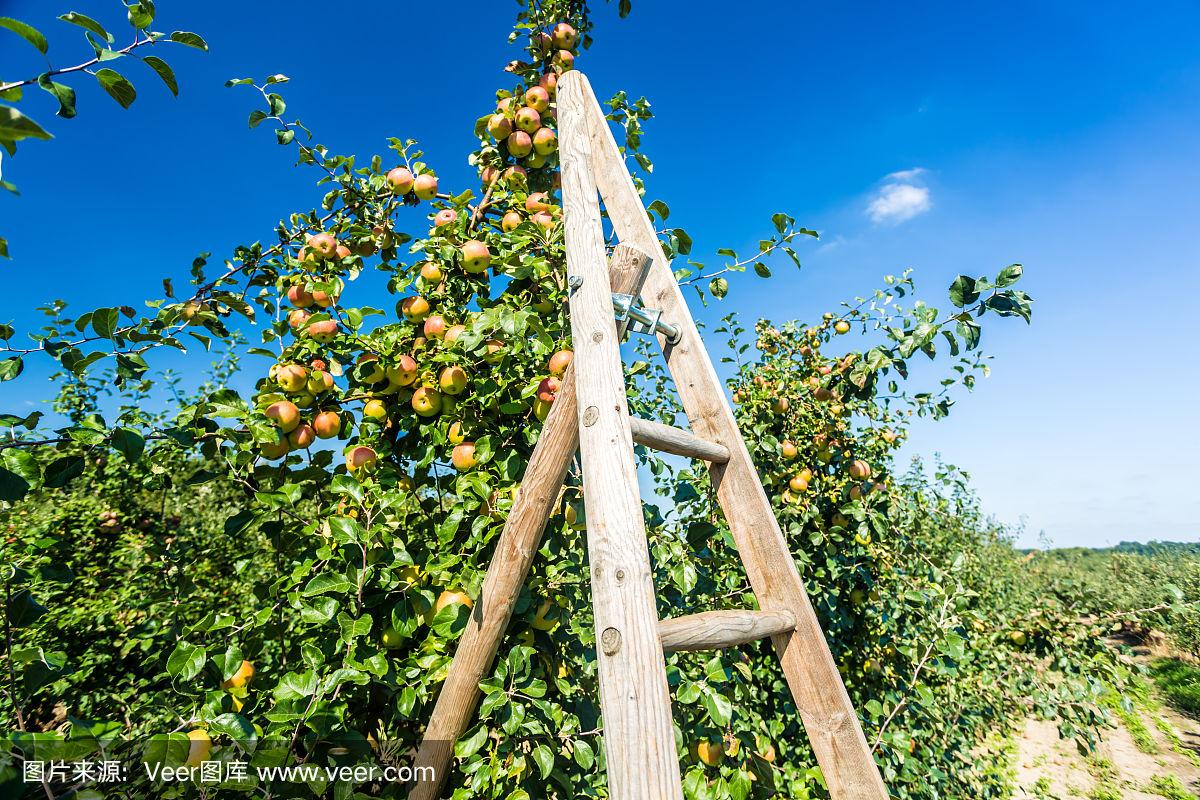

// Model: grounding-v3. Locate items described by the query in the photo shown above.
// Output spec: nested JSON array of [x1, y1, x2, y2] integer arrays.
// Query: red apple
[[306, 319, 339, 342], [502, 166, 528, 186], [445, 324, 466, 343], [515, 107, 541, 134], [533, 128, 557, 156], [312, 287, 339, 308], [451, 442, 477, 472], [307, 233, 338, 259], [551, 22, 578, 49], [386, 167, 414, 195], [287, 309, 311, 330], [424, 315, 448, 339], [502, 211, 522, 232], [276, 364, 308, 393], [419, 261, 443, 283], [439, 365, 469, 396], [347, 446, 377, 471], [312, 410, 341, 439], [411, 386, 443, 417], [537, 376, 561, 403], [413, 173, 438, 201], [461, 240, 491, 274], [487, 114, 513, 140], [525, 86, 551, 113], [288, 424, 316, 449], [434, 209, 457, 228], [265, 400, 301, 433], [526, 192, 551, 213], [548, 349, 572, 376], [287, 285, 314, 308], [400, 296, 431, 322], [507, 131, 533, 158], [386, 355, 419, 387]]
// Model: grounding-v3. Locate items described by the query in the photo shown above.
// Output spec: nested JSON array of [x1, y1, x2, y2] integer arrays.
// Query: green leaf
[[995, 263, 1023, 287], [531, 744, 554, 779], [166, 640, 206, 680], [91, 307, 119, 338], [169, 31, 208, 50], [948, 275, 979, 308], [36, 75, 77, 118], [672, 227, 692, 255], [0, 237, 7, 258], [95, 69, 136, 108], [709, 277, 728, 299], [0, 105, 53, 152], [0, 17, 49, 54], [126, 0, 155, 29], [111, 427, 145, 462], [0, 357, 22, 381], [213, 645, 244, 682], [573, 740, 595, 770], [248, 109, 268, 128], [6, 589, 47, 627], [276, 128, 294, 145], [648, 199, 670, 221], [58, 12, 112, 42], [455, 725, 488, 759], [753, 262, 771, 278], [0, 448, 39, 501], [703, 688, 733, 726], [141, 55, 177, 96], [0, 465, 32, 502], [43, 455, 84, 489]]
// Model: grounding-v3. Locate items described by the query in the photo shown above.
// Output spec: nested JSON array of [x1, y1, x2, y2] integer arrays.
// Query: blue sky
[[2, 0, 1197, 548]]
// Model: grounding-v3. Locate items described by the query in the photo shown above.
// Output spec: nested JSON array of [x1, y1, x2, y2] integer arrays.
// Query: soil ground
[[1013, 645, 1200, 799]]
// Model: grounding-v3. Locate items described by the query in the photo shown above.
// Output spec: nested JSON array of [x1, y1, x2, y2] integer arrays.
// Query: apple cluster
[[249, 22, 584, 478]]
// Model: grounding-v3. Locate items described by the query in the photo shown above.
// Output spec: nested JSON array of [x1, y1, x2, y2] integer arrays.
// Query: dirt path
[[1013, 692, 1200, 799]]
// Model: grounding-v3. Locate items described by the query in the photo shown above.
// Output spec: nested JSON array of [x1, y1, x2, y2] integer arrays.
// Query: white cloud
[[866, 169, 932, 224], [883, 167, 927, 182]]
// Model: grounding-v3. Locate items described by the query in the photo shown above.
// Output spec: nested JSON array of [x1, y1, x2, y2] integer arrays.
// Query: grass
[[1147, 774, 1199, 800], [1152, 714, 1200, 769], [1086, 755, 1123, 800], [1151, 658, 1200, 718], [1116, 705, 1159, 754]]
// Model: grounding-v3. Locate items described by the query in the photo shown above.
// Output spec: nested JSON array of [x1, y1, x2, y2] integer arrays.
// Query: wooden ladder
[[409, 71, 888, 800]]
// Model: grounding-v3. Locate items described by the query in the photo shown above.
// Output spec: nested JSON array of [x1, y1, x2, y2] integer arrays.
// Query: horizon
[[1, 0, 1197, 549]]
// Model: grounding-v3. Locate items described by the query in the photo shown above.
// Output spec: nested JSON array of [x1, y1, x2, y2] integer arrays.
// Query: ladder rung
[[658, 609, 796, 653], [629, 416, 730, 463]]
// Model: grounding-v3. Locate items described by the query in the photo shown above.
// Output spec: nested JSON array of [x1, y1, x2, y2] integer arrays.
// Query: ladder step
[[658, 609, 796, 653], [629, 416, 730, 463]]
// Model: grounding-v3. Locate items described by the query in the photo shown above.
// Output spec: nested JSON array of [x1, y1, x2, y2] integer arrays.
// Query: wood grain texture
[[407, 245, 655, 800], [559, 71, 683, 800], [575, 71, 889, 800], [629, 416, 730, 463], [658, 609, 796, 653]]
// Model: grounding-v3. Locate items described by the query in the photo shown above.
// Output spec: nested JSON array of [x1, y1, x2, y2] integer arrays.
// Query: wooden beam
[[558, 71, 683, 800], [658, 609, 795, 653], [628, 416, 730, 463], [576, 71, 889, 800], [407, 242, 655, 800]]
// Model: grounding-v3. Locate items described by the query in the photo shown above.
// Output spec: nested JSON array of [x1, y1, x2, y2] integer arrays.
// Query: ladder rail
[[570, 70, 890, 800], [559, 72, 683, 799], [407, 244, 654, 800]]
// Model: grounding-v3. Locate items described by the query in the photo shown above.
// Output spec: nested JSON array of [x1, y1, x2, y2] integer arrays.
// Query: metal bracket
[[611, 292, 682, 344]]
